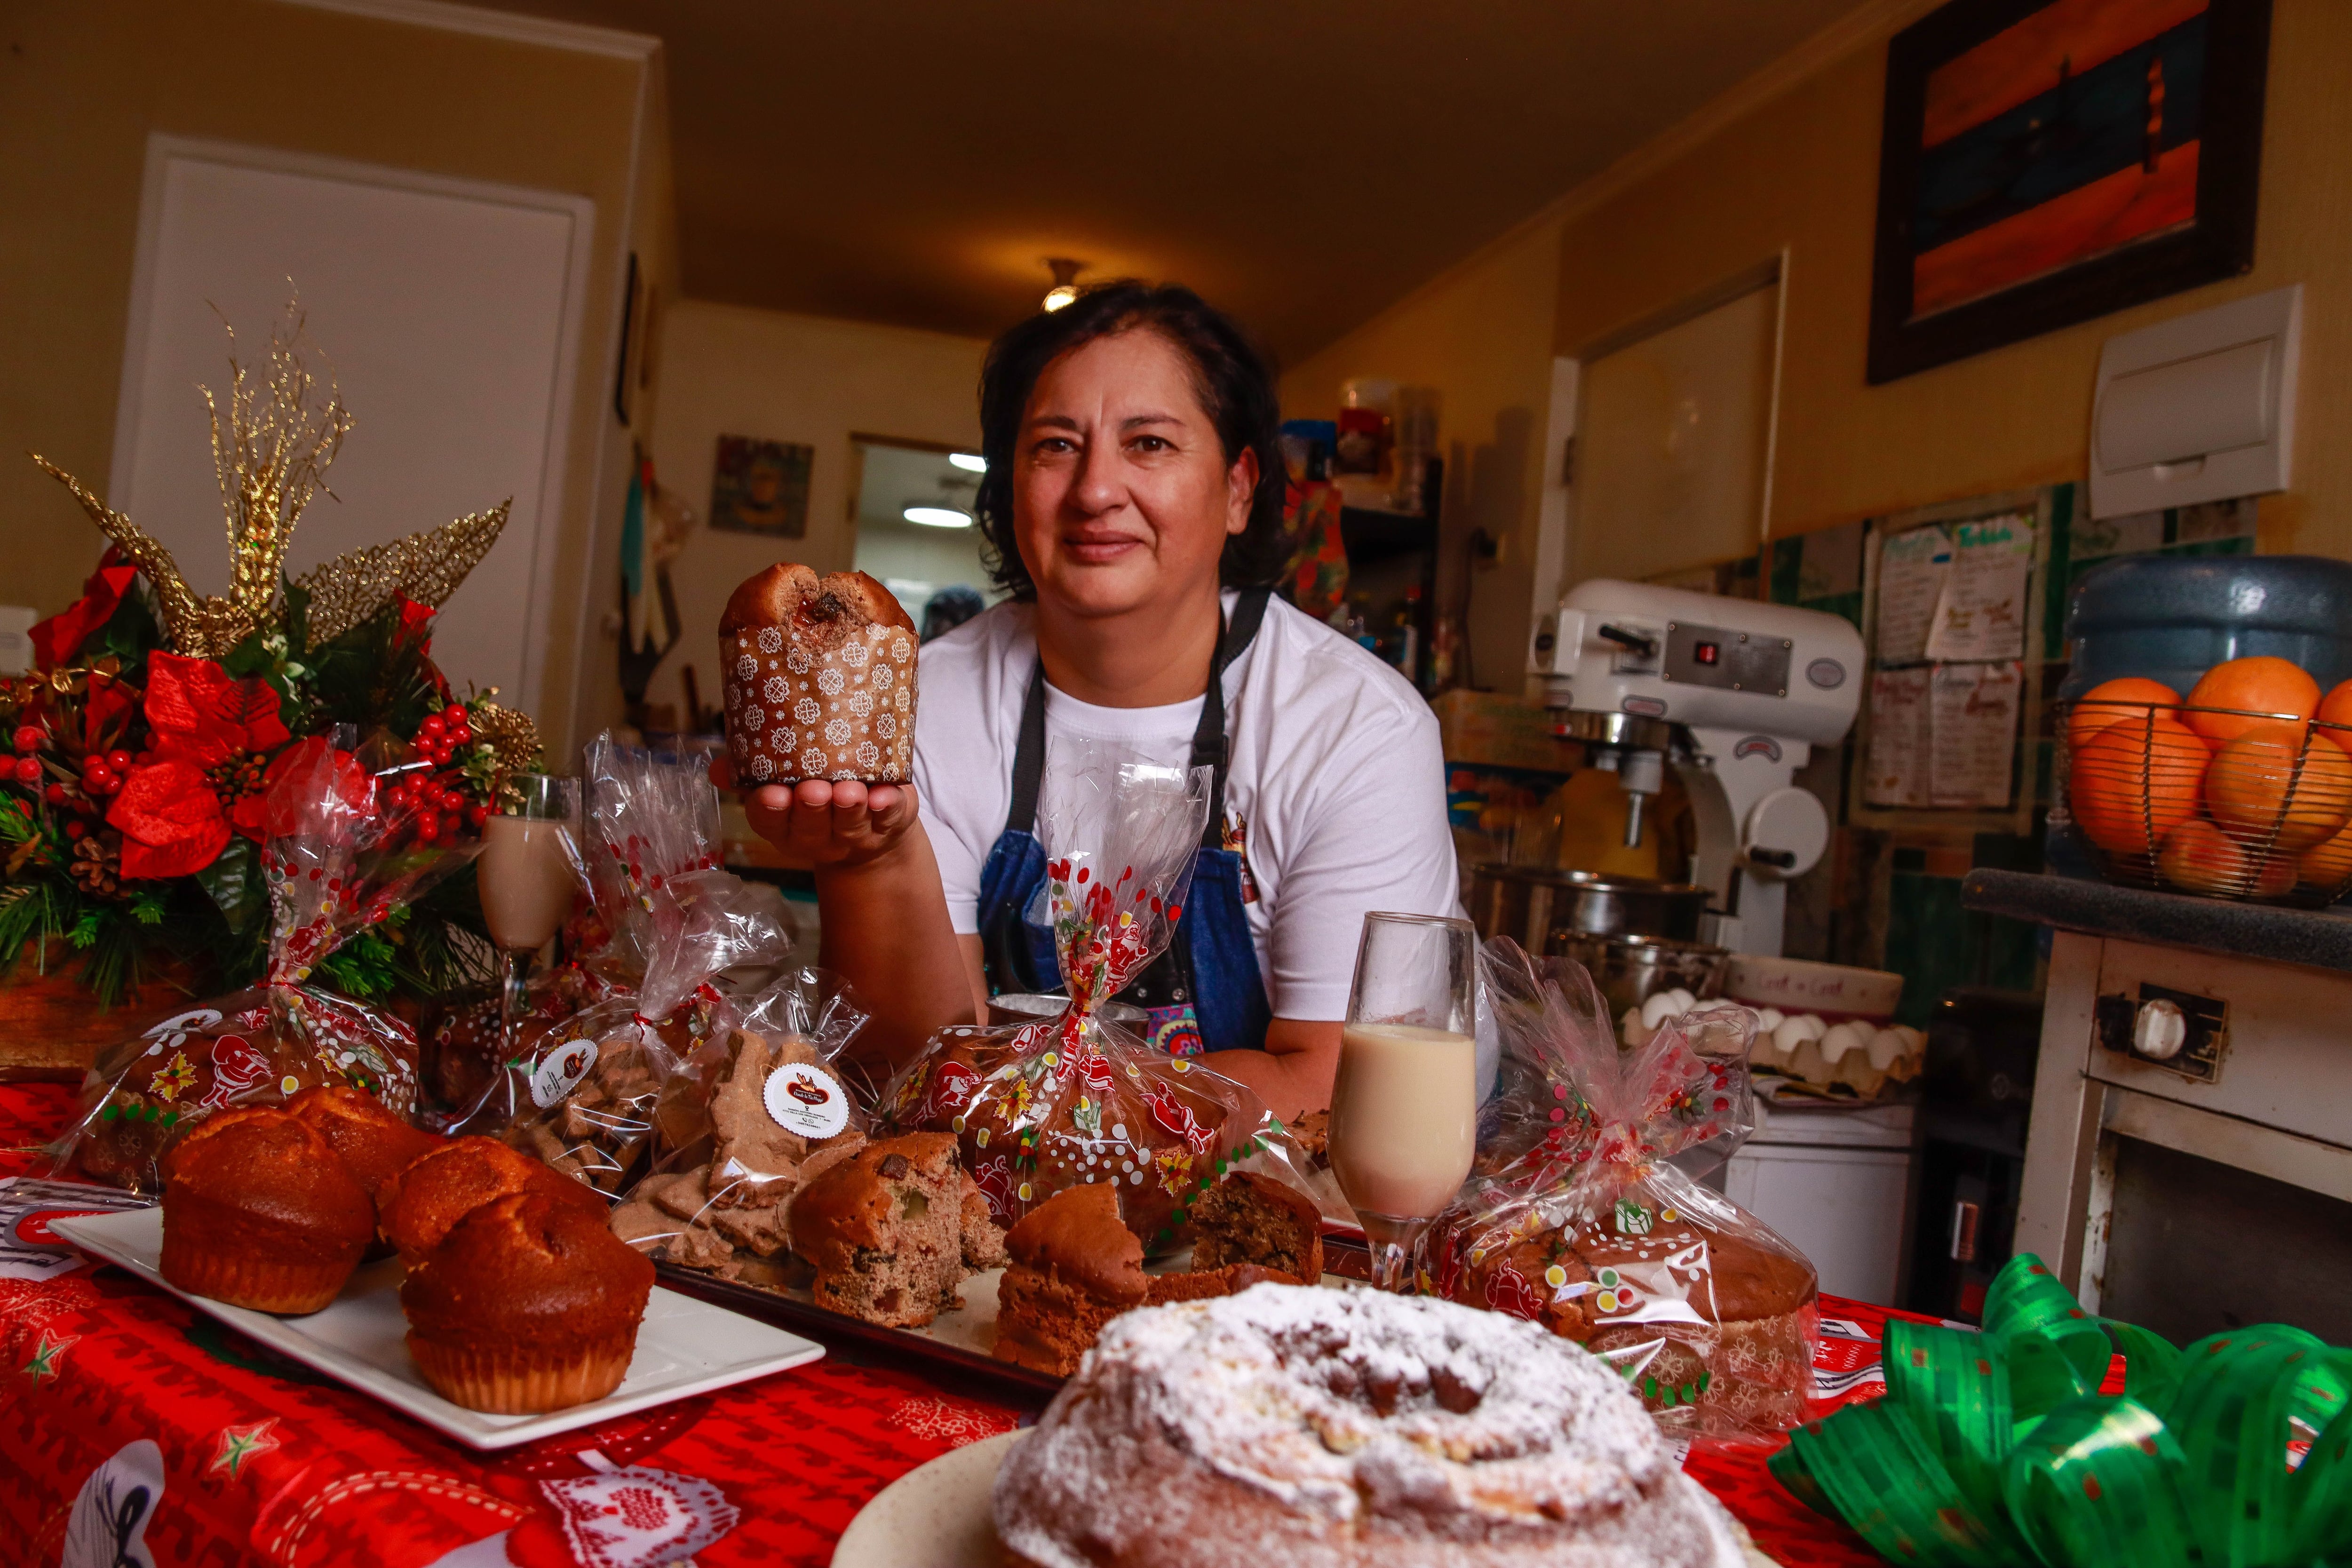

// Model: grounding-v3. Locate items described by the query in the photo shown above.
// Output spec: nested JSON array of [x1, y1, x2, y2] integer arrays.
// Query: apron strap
[[1002, 586, 1273, 840]]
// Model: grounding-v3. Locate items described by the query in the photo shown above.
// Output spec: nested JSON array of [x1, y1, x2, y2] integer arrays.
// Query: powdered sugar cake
[[720, 563, 917, 785], [992, 1284, 1749, 1568]]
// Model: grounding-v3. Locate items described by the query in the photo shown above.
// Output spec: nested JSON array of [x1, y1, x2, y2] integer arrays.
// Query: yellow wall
[[0, 0, 656, 754], [1553, 0, 2352, 555], [1279, 212, 1566, 692], [640, 301, 986, 724]]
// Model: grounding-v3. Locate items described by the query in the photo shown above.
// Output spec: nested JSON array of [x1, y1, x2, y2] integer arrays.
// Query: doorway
[[848, 435, 1004, 635]]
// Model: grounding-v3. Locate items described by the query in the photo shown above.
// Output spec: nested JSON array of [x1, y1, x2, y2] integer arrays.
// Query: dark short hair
[[972, 281, 1288, 601]]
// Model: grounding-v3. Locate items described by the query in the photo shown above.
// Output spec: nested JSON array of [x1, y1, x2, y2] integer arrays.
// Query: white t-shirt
[[913, 592, 1459, 1022]]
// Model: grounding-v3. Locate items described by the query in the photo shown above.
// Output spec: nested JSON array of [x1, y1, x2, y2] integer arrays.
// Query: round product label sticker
[[531, 1038, 599, 1109], [764, 1061, 849, 1138]]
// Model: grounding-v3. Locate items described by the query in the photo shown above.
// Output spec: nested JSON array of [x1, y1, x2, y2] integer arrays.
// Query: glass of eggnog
[[480, 772, 584, 1063], [1329, 910, 1479, 1291]]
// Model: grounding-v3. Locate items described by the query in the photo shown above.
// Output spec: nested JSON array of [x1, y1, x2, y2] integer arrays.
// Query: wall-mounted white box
[[2090, 284, 2302, 520]]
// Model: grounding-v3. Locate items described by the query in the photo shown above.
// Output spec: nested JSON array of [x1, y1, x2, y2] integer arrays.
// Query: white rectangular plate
[[53, 1207, 826, 1450]]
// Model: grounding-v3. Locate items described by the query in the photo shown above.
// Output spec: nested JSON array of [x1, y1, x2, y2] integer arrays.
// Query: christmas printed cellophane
[[880, 739, 1327, 1253], [1421, 939, 1817, 1436], [607, 965, 876, 1286], [55, 734, 479, 1192], [489, 738, 794, 1198]]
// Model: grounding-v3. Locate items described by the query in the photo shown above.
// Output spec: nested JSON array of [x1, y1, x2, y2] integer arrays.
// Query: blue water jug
[[2059, 555, 2352, 701]]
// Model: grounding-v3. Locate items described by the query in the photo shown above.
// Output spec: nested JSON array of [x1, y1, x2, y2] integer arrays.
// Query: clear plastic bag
[[483, 737, 794, 1195], [607, 966, 878, 1286], [1420, 938, 1817, 1435], [54, 735, 479, 1192], [880, 739, 1329, 1253]]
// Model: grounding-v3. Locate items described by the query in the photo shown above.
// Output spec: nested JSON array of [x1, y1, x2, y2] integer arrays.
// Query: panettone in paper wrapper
[[55, 736, 478, 1193], [608, 965, 877, 1287], [1421, 939, 1817, 1436], [880, 738, 1329, 1254], [719, 563, 917, 785]]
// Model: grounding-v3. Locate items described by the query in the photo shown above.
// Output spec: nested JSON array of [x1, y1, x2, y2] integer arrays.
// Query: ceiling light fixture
[[1042, 257, 1084, 312], [948, 452, 986, 472], [903, 505, 972, 529]]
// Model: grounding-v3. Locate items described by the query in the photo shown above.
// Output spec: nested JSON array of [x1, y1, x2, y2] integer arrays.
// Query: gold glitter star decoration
[[30, 298, 511, 659]]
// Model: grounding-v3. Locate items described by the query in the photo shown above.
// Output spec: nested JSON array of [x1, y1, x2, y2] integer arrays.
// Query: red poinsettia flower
[[29, 548, 138, 671], [393, 594, 437, 651], [107, 757, 230, 879], [143, 652, 289, 767], [80, 668, 137, 753]]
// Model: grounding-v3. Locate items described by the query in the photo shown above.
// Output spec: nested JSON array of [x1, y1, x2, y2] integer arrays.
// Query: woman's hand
[[708, 756, 921, 870]]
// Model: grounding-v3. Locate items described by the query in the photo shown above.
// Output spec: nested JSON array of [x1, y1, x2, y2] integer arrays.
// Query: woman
[[725, 283, 1456, 1119]]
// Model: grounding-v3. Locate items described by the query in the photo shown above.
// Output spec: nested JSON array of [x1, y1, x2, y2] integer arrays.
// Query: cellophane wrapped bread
[[1419, 939, 1818, 1437], [55, 736, 478, 1192], [606, 966, 878, 1287], [482, 738, 794, 1199], [880, 739, 1329, 1254], [720, 563, 917, 786]]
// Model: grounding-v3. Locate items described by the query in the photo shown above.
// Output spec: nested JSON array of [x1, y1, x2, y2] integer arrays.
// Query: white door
[[108, 136, 596, 713], [1570, 275, 1780, 587]]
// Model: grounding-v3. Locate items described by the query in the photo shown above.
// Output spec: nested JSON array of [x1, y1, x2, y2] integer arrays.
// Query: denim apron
[[975, 588, 1275, 1057]]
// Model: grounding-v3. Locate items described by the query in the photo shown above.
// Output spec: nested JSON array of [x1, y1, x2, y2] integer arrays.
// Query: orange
[[2183, 656, 2321, 745], [2066, 678, 2182, 750], [2158, 817, 2297, 898], [2069, 717, 2209, 856], [2204, 723, 2352, 851], [2300, 822, 2352, 891], [2318, 680, 2352, 748]]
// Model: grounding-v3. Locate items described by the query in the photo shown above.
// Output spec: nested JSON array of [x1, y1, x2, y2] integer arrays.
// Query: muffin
[[286, 1084, 440, 1203], [378, 1135, 609, 1262], [1447, 1195, 1817, 1431], [719, 562, 918, 786], [401, 1190, 655, 1413], [788, 1132, 1003, 1327], [159, 1106, 375, 1313]]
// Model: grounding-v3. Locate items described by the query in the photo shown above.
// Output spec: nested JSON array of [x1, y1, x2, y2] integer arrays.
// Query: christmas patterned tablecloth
[[0, 1082, 1908, 1568]]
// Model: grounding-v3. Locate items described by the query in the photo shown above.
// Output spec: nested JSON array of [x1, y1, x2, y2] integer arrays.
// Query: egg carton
[[1619, 999, 1925, 1101]]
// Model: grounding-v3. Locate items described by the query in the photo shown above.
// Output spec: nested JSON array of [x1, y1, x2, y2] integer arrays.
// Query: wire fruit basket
[[2056, 699, 2352, 907]]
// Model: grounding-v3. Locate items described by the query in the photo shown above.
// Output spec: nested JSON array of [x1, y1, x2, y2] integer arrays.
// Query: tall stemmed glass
[[1328, 911, 1480, 1292], [479, 774, 583, 1064]]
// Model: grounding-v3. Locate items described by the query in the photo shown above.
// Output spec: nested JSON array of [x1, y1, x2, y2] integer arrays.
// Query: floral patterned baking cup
[[722, 623, 918, 784]]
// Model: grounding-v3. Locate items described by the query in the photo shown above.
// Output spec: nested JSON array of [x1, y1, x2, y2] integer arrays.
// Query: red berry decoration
[[64, 819, 85, 840], [467, 803, 489, 828], [415, 811, 441, 842], [84, 764, 118, 794], [12, 725, 41, 754], [44, 782, 67, 805], [13, 756, 41, 785], [419, 713, 445, 737], [106, 749, 133, 773]]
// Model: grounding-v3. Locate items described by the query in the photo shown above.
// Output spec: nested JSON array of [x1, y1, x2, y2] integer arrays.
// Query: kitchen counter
[[1960, 868, 2352, 975]]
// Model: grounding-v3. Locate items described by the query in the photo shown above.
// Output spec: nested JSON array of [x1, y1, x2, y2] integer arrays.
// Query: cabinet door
[[1726, 1146, 1913, 1303]]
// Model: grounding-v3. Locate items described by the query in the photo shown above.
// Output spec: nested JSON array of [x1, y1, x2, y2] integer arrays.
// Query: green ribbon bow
[[1771, 1253, 2352, 1567]]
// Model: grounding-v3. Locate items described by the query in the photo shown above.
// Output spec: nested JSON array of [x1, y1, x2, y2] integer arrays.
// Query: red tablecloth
[[0, 1082, 1906, 1567]]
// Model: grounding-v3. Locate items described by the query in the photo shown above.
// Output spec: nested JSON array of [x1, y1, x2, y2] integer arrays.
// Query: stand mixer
[[1527, 579, 1864, 957]]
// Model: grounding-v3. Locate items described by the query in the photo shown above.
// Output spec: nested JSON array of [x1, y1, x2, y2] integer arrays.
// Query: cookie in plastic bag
[[1421, 939, 1817, 1435]]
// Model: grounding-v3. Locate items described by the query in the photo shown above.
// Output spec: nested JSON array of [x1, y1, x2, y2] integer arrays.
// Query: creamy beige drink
[[1328, 1022, 1478, 1219], [478, 816, 579, 952]]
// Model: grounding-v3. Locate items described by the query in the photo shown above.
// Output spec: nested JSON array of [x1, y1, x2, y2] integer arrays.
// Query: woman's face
[[1012, 328, 1255, 620]]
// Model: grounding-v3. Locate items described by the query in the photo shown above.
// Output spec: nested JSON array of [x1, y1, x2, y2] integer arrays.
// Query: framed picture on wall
[[710, 435, 813, 538], [1866, 0, 2273, 383]]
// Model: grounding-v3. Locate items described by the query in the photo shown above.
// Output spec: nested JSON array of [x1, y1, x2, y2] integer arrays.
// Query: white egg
[[1866, 1027, 1908, 1070], [1899, 1026, 1928, 1054], [1640, 992, 1681, 1031], [1819, 1021, 1867, 1063], [1664, 987, 1697, 1015], [1772, 1013, 1826, 1055], [1754, 1007, 1786, 1032]]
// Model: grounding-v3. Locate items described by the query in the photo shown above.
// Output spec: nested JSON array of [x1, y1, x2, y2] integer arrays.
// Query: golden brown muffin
[[1449, 1198, 1817, 1431], [286, 1084, 441, 1205], [788, 1132, 1001, 1327], [719, 562, 918, 786], [378, 1135, 609, 1262], [401, 1190, 655, 1413], [159, 1106, 375, 1313]]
